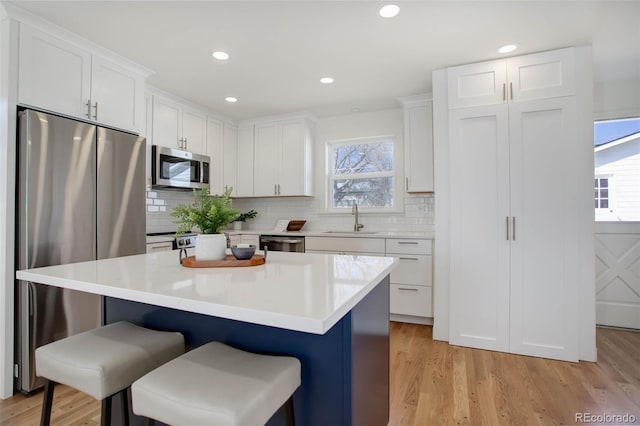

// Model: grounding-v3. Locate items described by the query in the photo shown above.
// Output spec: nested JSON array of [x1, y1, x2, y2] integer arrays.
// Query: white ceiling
[[7, 1, 640, 120]]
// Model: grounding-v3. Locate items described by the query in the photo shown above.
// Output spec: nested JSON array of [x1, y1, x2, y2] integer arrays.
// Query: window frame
[[594, 176, 610, 210], [325, 135, 404, 214]]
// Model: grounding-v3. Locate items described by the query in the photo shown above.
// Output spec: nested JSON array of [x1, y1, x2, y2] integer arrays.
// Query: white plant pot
[[196, 234, 227, 261]]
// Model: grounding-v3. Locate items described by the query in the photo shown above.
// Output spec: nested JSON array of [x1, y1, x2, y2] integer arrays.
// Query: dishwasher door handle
[[261, 238, 303, 244]]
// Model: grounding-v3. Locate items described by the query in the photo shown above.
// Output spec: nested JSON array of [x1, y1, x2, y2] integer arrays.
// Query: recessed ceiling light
[[212, 51, 230, 61], [320, 77, 334, 84], [378, 3, 400, 18], [498, 44, 517, 54], [225, 97, 238, 103]]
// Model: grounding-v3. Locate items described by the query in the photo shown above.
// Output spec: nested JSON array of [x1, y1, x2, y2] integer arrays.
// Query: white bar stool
[[35, 321, 185, 426], [131, 341, 301, 426]]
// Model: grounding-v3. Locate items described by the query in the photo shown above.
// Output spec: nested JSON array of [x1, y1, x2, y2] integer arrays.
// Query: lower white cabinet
[[390, 285, 432, 317], [306, 236, 434, 322], [386, 238, 433, 320], [146, 241, 172, 253]]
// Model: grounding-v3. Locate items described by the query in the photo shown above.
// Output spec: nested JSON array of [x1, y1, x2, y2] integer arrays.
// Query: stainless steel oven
[[259, 235, 305, 252]]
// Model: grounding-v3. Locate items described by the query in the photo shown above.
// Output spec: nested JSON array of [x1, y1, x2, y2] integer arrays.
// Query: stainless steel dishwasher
[[259, 235, 305, 252]]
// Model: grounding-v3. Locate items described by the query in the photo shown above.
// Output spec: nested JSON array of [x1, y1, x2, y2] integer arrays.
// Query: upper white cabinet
[[152, 95, 207, 155], [18, 23, 146, 133], [253, 117, 314, 197], [447, 47, 575, 109], [402, 95, 434, 192], [235, 124, 254, 197], [447, 46, 588, 362], [207, 117, 224, 195]]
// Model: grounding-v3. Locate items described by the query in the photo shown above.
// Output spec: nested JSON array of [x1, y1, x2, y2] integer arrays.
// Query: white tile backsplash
[[146, 190, 435, 234]]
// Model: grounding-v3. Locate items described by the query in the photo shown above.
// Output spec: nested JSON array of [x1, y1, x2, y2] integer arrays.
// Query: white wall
[[594, 78, 640, 120]]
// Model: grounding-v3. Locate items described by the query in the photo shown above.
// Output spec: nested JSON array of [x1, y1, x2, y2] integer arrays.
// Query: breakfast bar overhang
[[17, 250, 397, 426]]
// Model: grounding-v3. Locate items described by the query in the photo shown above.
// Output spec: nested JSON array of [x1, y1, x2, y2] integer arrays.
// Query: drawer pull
[[399, 257, 419, 261], [397, 287, 419, 292], [397, 241, 418, 245]]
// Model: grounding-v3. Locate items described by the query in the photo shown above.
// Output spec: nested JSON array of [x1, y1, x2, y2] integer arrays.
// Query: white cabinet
[[152, 95, 207, 155], [222, 122, 237, 194], [235, 124, 254, 197], [386, 239, 433, 319], [229, 234, 260, 248], [207, 117, 224, 195], [146, 241, 172, 253], [448, 48, 584, 361], [18, 23, 146, 132], [447, 47, 575, 109], [305, 237, 385, 254], [402, 96, 434, 192], [253, 118, 313, 197], [306, 236, 434, 322]]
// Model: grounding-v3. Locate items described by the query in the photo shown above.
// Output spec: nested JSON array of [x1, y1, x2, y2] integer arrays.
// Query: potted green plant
[[171, 187, 240, 260], [232, 209, 258, 230]]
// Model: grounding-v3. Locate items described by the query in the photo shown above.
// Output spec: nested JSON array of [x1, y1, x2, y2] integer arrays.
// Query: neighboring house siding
[[595, 135, 640, 221]]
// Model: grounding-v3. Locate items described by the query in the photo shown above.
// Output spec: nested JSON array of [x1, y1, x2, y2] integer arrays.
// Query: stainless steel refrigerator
[[15, 109, 146, 393]]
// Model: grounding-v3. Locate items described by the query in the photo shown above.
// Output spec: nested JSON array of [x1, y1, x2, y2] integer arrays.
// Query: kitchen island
[[17, 250, 397, 426]]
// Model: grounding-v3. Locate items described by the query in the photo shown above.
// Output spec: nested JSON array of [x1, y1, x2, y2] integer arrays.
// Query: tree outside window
[[328, 136, 396, 210]]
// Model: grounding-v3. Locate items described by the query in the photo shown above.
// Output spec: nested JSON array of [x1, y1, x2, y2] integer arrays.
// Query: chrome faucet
[[352, 203, 364, 232]]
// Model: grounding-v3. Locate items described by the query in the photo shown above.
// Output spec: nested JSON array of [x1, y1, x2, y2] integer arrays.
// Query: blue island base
[[103, 276, 390, 426]]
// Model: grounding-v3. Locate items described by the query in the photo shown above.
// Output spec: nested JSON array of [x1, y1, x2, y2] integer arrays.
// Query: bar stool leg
[[121, 388, 131, 426], [40, 380, 56, 426], [101, 395, 112, 426], [284, 396, 295, 426]]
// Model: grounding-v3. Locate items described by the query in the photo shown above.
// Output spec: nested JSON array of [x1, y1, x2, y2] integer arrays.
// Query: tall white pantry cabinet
[[436, 47, 595, 361]]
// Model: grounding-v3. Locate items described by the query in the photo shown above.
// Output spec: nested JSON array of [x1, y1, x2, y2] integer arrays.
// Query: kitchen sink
[[323, 231, 379, 234]]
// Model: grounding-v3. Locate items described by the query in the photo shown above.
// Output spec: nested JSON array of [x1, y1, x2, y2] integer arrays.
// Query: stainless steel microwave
[[151, 145, 210, 190]]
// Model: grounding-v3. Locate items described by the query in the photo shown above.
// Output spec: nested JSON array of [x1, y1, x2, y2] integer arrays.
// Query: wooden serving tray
[[181, 254, 265, 268]]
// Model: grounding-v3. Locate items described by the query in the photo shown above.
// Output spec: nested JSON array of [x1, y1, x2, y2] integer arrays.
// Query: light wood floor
[[1, 324, 639, 425]]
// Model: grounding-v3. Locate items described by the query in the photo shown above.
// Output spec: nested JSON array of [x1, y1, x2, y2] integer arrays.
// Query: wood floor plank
[[1, 324, 639, 425]]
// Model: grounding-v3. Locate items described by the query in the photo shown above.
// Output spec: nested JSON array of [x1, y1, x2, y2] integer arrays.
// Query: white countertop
[[17, 250, 397, 335]]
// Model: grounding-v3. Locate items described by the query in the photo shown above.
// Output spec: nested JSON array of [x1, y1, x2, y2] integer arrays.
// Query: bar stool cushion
[[36, 321, 185, 400], [132, 341, 301, 426]]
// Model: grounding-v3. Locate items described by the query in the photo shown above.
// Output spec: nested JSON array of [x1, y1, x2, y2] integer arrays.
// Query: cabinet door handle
[[406, 177, 409, 191], [510, 82, 513, 100], [274, 184, 277, 195], [85, 100, 91, 118], [184, 137, 188, 150], [512, 216, 516, 241], [502, 83, 506, 101], [397, 241, 418, 245], [277, 184, 281, 195], [93, 102, 98, 120], [506, 216, 510, 240], [397, 287, 419, 292], [399, 257, 419, 261]]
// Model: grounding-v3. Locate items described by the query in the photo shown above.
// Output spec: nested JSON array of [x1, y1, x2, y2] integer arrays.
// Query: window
[[594, 117, 640, 221], [594, 177, 609, 209], [327, 136, 397, 211]]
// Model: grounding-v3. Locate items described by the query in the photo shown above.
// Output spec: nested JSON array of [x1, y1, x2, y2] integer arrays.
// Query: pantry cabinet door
[[19, 24, 91, 119], [448, 104, 511, 352], [508, 97, 579, 361], [507, 47, 575, 103], [447, 59, 506, 109]]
